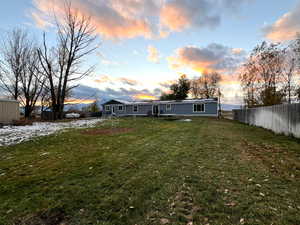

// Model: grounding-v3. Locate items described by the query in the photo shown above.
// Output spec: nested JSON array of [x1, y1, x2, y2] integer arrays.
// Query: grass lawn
[[0, 117, 300, 225]]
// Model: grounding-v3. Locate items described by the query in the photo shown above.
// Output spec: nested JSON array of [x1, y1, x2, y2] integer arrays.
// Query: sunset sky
[[1, 0, 300, 105]]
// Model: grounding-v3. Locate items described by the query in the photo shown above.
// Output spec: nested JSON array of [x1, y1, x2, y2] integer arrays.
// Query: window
[[166, 104, 172, 111], [193, 104, 205, 112], [105, 105, 111, 111], [118, 105, 124, 111], [133, 105, 138, 112]]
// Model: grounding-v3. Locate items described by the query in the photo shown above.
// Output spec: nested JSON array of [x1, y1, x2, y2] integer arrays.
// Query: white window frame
[[193, 104, 205, 112], [166, 104, 172, 111], [118, 104, 124, 111], [133, 105, 138, 113], [105, 105, 111, 111]]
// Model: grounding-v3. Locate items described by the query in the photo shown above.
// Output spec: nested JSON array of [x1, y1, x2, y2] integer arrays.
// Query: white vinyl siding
[[193, 104, 205, 112]]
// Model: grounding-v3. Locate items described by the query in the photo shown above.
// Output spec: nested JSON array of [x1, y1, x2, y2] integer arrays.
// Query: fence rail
[[233, 103, 300, 138]]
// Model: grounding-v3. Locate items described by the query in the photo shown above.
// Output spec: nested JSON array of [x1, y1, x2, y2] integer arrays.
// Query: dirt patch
[[12, 120, 33, 126], [14, 208, 68, 225], [81, 128, 134, 136]]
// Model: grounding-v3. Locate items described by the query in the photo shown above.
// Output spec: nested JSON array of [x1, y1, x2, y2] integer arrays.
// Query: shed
[[0, 99, 20, 124]]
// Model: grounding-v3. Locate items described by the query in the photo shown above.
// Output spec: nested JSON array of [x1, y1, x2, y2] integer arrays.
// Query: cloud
[[159, 0, 251, 32], [159, 80, 175, 88], [31, 0, 251, 39], [94, 75, 139, 86], [31, 0, 160, 39], [160, 0, 220, 32], [147, 45, 160, 63], [73, 85, 160, 102], [30, 11, 53, 29], [263, 2, 300, 41], [94, 75, 112, 84], [167, 43, 246, 74], [133, 94, 157, 100], [65, 98, 96, 105], [119, 77, 139, 86]]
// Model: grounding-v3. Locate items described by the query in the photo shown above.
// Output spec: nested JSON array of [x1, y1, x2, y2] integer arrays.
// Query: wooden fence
[[233, 103, 300, 138]]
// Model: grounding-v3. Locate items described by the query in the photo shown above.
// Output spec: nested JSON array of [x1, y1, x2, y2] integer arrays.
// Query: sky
[[0, 0, 300, 105]]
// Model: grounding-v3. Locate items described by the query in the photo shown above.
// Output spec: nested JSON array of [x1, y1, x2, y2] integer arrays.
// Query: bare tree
[[281, 46, 296, 103], [0, 29, 46, 118], [296, 87, 300, 102], [37, 1, 97, 119], [190, 77, 201, 98], [292, 34, 300, 101], [191, 71, 221, 99], [19, 48, 47, 118], [0, 29, 27, 100], [240, 41, 284, 107]]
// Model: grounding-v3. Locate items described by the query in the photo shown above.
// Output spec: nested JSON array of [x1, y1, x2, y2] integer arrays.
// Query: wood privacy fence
[[233, 103, 300, 138]]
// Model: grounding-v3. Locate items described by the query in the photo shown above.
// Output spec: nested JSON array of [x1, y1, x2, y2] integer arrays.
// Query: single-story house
[[0, 99, 20, 124], [102, 98, 219, 117]]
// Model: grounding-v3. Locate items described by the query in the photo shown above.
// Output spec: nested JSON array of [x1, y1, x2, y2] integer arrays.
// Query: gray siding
[[103, 104, 127, 116], [103, 101, 218, 117], [159, 102, 218, 116], [125, 104, 152, 115]]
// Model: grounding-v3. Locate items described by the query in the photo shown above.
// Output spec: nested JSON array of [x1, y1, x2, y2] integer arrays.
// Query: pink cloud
[[168, 43, 246, 74], [147, 45, 160, 63], [31, 0, 159, 39], [263, 2, 300, 42], [160, 0, 220, 31], [94, 75, 139, 86], [31, 0, 251, 39]]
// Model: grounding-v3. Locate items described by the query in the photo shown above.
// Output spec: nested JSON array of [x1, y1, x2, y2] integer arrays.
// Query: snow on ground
[[0, 118, 103, 147]]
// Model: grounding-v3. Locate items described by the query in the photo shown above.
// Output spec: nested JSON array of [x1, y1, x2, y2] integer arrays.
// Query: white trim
[[109, 113, 217, 117], [105, 105, 111, 111], [133, 105, 139, 112], [161, 114, 218, 117], [104, 99, 218, 106], [129, 101, 217, 105], [193, 103, 205, 113], [118, 104, 124, 111]]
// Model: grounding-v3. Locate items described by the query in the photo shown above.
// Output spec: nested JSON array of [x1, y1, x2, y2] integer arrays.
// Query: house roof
[[0, 99, 19, 103], [103, 98, 218, 105]]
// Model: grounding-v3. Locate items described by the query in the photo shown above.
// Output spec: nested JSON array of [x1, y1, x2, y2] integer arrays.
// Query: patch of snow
[[179, 119, 192, 122], [0, 119, 103, 147]]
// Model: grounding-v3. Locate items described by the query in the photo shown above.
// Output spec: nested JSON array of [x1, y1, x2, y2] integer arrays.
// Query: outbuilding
[[0, 99, 20, 124], [102, 98, 219, 117]]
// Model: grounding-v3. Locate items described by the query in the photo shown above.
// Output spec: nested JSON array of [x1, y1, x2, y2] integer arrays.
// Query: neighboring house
[[0, 99, 20, 123], [102, 98, 218, 117]]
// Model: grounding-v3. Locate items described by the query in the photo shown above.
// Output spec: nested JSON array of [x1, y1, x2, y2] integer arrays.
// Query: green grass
[[0, 117, 300, 225]]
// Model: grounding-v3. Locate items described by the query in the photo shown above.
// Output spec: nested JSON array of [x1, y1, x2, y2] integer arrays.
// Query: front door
[[112, 106, 115, 114], [152, 105, 159, 116]]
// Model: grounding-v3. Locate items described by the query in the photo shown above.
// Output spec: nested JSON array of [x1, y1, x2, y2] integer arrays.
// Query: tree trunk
[[24, 105, 32, 118]]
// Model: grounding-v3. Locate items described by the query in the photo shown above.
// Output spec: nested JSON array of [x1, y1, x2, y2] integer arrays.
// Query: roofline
[[103, 98, 218, 105], [0, 99, 19, 103]]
